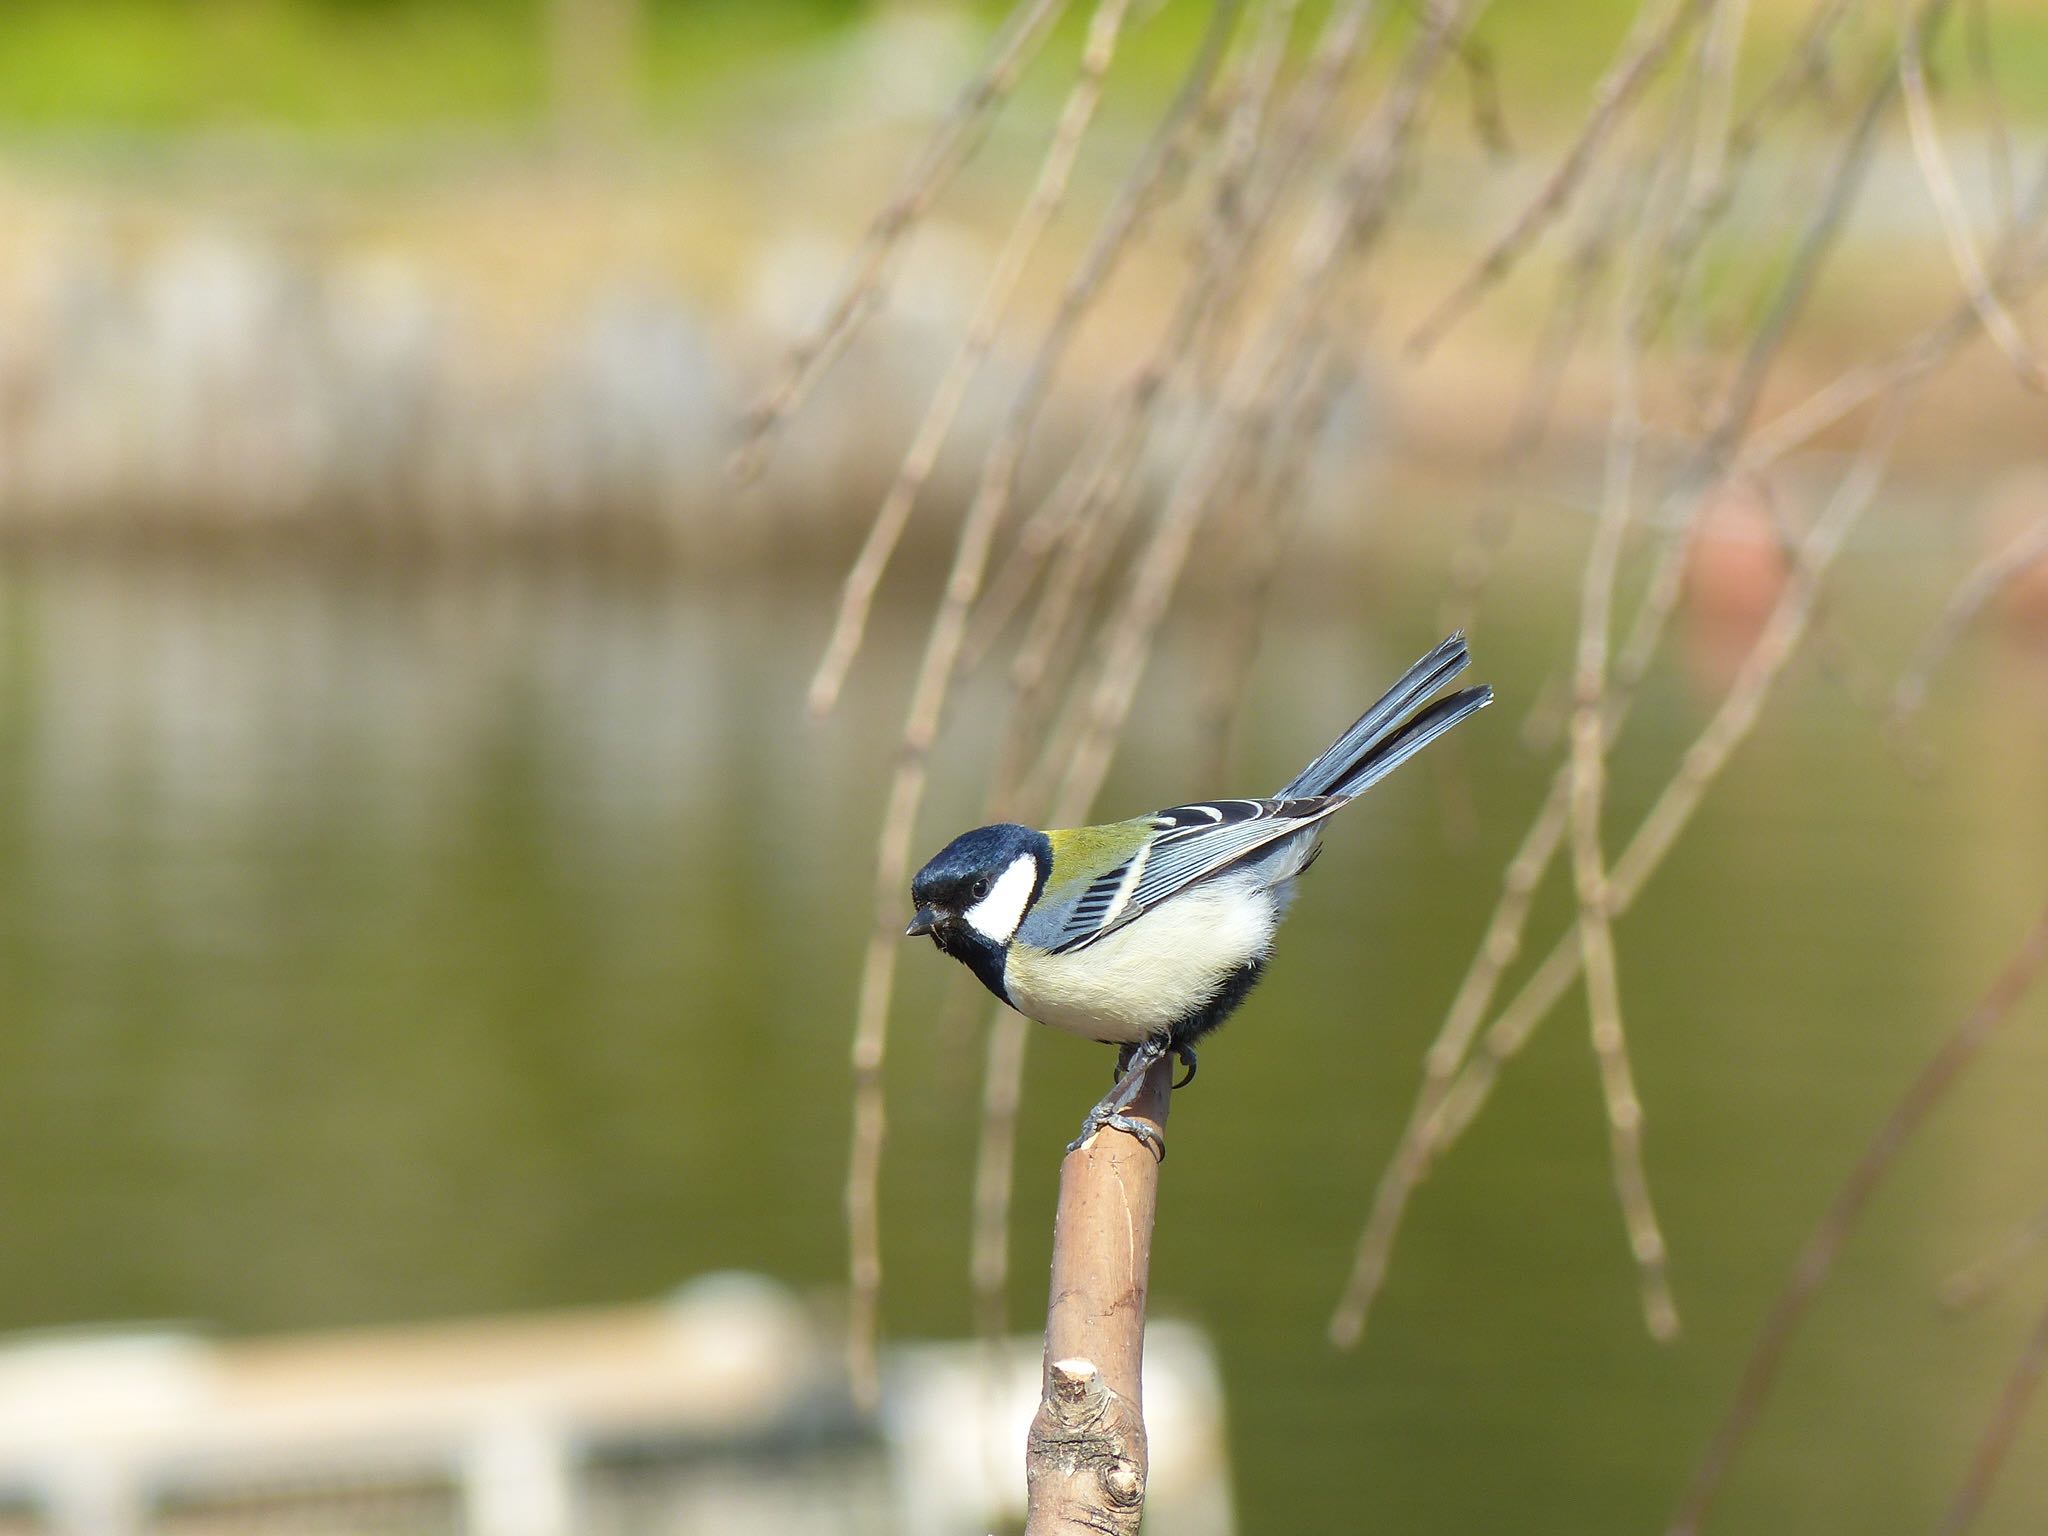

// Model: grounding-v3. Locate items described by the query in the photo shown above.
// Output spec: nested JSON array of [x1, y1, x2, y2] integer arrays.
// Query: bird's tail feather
[[1326, 684, 1491, 799], [1278, 632, 1480, 798]]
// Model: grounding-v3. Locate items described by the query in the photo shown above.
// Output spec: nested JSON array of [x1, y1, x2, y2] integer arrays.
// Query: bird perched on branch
[[904, 632, 1491, 1159]]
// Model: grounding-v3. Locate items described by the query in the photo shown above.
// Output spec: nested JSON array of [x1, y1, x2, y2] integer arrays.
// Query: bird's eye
[[971, 878, 991, 901]]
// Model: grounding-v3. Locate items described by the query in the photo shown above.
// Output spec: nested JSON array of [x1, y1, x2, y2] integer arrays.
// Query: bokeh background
[[0, 2, 2046, 1532]]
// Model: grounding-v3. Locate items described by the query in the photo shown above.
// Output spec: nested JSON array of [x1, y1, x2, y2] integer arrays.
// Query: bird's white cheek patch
[[964, 853, 1037, 944]]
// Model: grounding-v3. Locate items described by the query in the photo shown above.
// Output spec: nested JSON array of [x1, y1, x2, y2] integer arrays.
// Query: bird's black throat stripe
[[935, 917, 1015, 1008]]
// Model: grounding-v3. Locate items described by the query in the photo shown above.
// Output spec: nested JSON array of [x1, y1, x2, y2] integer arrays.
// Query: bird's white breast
[[1003, 869, 1282, 1044]]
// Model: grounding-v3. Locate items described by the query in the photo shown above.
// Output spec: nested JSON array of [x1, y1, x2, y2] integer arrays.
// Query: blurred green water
[[0, 534, 2044, 1531]]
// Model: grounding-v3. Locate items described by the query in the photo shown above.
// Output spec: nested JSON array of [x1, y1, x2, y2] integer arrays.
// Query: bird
[[903, 632, 1491, 1159]]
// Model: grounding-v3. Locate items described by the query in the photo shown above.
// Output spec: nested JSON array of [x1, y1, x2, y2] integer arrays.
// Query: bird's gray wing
[[1034, 797, 1346, 955]]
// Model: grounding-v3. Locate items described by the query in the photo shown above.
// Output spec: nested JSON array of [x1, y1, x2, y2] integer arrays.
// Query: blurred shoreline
[[0, 115, 2038, 559]]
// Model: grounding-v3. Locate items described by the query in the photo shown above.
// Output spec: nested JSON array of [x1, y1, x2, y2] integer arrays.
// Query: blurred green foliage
[[0, 0, 860, 133], [0, 0, 2039, 138]]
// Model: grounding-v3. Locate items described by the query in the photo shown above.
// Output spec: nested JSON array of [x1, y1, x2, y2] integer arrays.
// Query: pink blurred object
[[1683, 474, 1790, 692], [1976, 466, 2048, 633]]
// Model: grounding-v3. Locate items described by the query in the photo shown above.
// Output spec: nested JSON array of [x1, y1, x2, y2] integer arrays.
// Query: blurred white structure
[[0, 1275, 1234, 1536], [885, 1321, 1233, 1536]]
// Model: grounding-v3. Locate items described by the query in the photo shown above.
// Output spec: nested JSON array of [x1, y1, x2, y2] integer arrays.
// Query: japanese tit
[[906, 632, 1491, 1157]]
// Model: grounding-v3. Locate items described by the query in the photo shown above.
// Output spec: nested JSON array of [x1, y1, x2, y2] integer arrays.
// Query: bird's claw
[[1067, 1110, 1166, 1163], [1171, 1044, 1197, 1090]]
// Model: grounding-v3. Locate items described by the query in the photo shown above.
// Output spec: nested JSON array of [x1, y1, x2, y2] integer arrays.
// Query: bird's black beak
[[905, 906, 943, 938]]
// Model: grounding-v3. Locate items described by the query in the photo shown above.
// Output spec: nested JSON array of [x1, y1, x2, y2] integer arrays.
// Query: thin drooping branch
[[1665, 893, 2048, 1536], [1642, 0, 1867, 338], [971, 1001, 1033, 1339], [773, 0, 2047, 1482], [1024, 1058, 1172, 1536], [733, 0, 1073, 481], [1196, 338, 1356, 782], [1329, 44, 2020, 1348], [1898, 5, 2048, 393], [1406, 0, 1716, 356], [838, 2, 1248, 1408], [1942, 1198, 2048, 1311], [1963, 0, 2016, 233], [937, 0, 1249, 682], [976, 0, 1477, 1385], [1058, 0, 1476, 812], [1429, 382, 1920, 1165], [1437, 83, 1654, 647], [843, 320, 1069, 1404], [806, 0, 1146, 720], [1890, 511, 2048, 733], [808, 0, 1137, 716], [1937, 1285, 2048, 1536], [967, 0, 1351, 1340], [1567, 224, 1680, 1342], [1334, 356, 1916, 1346]]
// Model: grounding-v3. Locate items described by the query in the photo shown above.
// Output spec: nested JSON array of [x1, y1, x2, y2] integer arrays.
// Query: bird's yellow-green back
[[1042, 818, 1156, 902]]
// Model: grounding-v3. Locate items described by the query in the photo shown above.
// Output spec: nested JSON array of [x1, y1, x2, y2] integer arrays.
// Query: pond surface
[[0, 531, 2045, 1532]]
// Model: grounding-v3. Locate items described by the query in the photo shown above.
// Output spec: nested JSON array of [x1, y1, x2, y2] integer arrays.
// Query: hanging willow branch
[[744, 0, 2048, 1514]]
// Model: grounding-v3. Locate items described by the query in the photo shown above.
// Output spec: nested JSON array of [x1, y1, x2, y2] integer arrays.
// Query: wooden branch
[[1024, 1057, 1172, 1536]]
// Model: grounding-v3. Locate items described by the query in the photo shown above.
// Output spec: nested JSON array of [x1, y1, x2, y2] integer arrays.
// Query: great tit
[[905, 632, 1491, 1158]]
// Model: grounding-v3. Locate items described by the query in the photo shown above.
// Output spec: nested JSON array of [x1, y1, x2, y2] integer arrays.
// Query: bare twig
[[1432, 384, 1921, 1166], [1642, 0, 1867, 336], [843, 319, 1072, 1406], [949, 0, 1249, 646], [1327, 754, 1575, 1347], [1331, 26, 1973, 1349], [928, 3, 1256, 764], [971, 1003, 1032, 1339], [1937, 1284, 2048, 1536], [1406, 0, 1717, 357], [1567, 231, 1680, 1342], [734, 0, 1073, 481], [1891, 512, 2048, 731], [968, 0, 1303, 1326], [1667, 894, 2048, 1536], [1195, 339, 1355, 783], [841, 0, 1249, 1408], [1057, 0, 1477, 811], [809, 0, 1136, 716], [1963, 0, 2016, 234], [1691, 0, 1753, 204], [1897, 4, 2048, 392], [959, 432, 1116, 676], [969, 206, 1320, 1345], [1439, 161, 1642, 647], [1942, 1199, 2048, 1311]]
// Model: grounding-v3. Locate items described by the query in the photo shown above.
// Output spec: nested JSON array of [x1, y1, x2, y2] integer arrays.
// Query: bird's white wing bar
[[1045, 797, 1344, 955], [1098, 841, 1151, 929]]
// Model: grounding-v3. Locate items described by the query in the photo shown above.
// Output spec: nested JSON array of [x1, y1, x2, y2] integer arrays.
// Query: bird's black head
[[906, 823, 1052, 962]]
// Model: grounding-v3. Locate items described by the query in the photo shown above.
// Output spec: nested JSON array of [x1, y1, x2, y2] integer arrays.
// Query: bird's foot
[[1171, 1043, 1197, 1090], [1066, 1108, 1166, 1162], [1072, 1037, 1170, 1161]]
